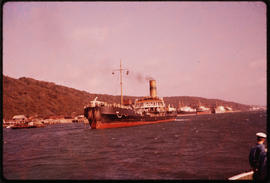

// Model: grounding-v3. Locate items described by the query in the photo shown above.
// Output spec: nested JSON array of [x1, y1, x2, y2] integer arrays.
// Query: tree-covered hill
[[2, 75, 251, 120]]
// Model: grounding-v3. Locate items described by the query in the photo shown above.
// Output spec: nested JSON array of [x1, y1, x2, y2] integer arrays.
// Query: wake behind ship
[[84, 80, 177, 129]]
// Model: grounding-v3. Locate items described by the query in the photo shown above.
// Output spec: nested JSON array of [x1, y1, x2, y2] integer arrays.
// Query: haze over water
[[3, 111, 266, 180]]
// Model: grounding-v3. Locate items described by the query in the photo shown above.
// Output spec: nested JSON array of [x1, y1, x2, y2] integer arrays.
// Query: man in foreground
[[249, 132, 267, 180]]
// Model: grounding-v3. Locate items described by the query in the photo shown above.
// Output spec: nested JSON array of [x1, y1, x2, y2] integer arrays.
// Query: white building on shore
[[12, 115, 27, 122]]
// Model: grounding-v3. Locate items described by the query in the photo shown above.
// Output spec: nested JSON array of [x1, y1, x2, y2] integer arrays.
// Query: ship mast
[[112, 60, 129, 105], [120, 61, 123, 105]]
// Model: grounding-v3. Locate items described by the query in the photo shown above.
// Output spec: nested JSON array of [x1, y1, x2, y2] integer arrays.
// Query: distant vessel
[[4, 116, 46, 129], [195, 101, 212, 114], [10, 123, 37, 129], [177, 106, 197, 116], [10, 122, 45, 129], [196, 105, 212, 114], [215, 106, 234, 113], [84, 61, 177, 129]]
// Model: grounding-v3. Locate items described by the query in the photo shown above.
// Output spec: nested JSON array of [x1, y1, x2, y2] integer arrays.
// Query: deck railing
[[228, 171, 253, 180]]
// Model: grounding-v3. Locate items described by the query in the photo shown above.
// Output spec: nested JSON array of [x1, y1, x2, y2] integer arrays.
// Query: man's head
[[256, 132, 267, 143]]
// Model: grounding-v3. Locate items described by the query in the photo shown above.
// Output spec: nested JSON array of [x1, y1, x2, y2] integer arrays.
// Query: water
[[3, 111, 267, 180]]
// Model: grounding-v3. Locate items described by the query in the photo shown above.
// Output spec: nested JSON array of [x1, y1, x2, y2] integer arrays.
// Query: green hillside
[[2, 75, 251, 120]]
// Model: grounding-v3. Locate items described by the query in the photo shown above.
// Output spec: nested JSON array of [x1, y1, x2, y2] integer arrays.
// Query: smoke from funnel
[[131, 72, 154, 83], [136, 73, 144, 83]]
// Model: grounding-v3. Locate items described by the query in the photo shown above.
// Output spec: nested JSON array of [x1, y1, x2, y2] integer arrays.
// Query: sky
[[3, 2, 267, 106]]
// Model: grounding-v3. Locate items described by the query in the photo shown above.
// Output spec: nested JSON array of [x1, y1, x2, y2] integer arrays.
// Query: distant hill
[[2, 75, 251, 120]]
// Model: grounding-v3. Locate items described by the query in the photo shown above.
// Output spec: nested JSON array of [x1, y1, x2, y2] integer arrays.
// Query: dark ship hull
[[84, 105, 177, 129]]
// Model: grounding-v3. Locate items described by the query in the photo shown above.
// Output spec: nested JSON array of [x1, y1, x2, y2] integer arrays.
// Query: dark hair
[[257, 137, 266, 141]]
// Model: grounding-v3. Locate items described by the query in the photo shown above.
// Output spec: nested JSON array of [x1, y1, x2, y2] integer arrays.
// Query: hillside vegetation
[[2, 75, 250, 120]]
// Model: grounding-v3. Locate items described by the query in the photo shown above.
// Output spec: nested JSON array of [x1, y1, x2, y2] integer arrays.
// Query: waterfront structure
[[12, 115, 27, 122]]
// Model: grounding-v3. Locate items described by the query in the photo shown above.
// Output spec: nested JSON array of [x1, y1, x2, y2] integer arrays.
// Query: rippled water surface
[[3, 111, 266, 180]]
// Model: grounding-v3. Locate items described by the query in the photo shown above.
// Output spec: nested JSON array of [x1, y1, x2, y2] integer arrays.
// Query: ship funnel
[[149, 80, 157, 98]]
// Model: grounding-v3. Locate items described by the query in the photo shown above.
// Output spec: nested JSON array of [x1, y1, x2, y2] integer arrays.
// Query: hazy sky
[[3, 2, 266, 106]]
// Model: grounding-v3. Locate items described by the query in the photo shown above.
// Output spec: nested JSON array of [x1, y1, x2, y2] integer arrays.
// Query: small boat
[[11, 124, 37, 129], [177, 106, 197, 116], [10, 121, 45, 129], [196, 105, 212, 115]]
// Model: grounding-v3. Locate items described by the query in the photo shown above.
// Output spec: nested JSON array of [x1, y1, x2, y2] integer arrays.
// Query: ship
[[9, 121, 45, 129], [215, 105, 234, 113], [176, 101, 196, 116], [195, 101, 213, 115], [196, 105, 212, 114], [177, 103, 197, 116], [83, 62, 177, 129]]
